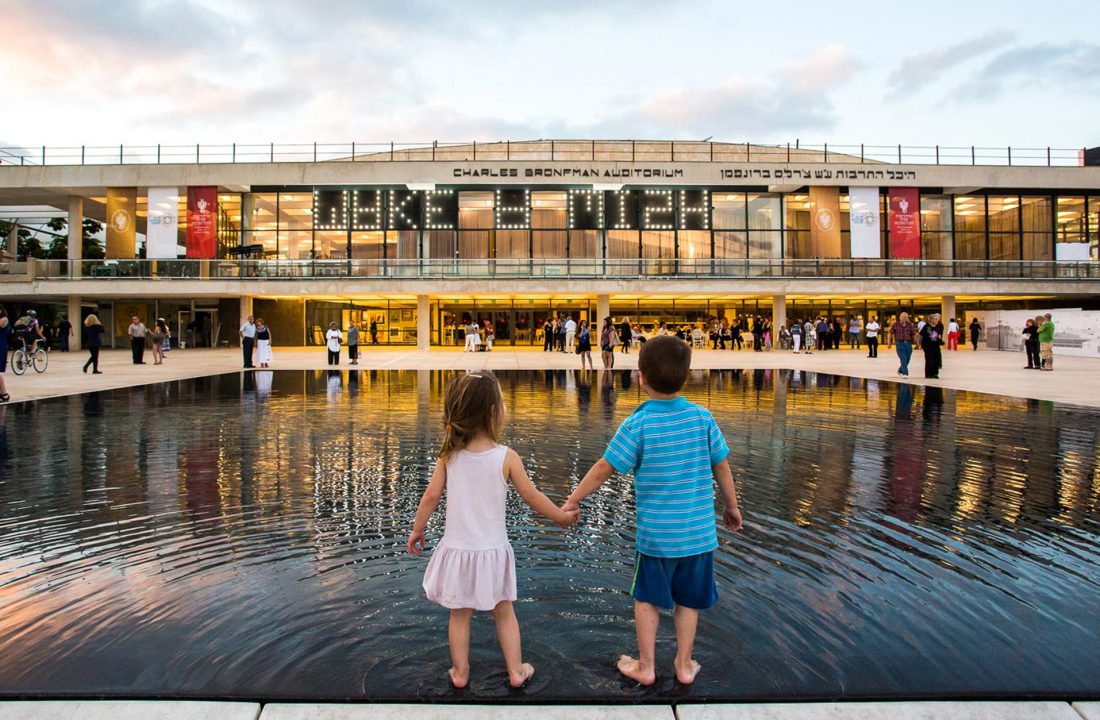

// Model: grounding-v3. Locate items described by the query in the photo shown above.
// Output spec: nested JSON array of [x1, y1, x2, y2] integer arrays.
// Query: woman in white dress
[[255, 318, 273, 368]]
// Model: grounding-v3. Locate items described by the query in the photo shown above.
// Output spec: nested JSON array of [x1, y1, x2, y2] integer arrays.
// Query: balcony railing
[[0, 141, 1090, 168], [19, 258, 1100, 281]]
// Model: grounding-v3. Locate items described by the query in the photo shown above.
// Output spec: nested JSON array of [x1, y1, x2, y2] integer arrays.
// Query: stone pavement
[[4, 344, 1098, 408]]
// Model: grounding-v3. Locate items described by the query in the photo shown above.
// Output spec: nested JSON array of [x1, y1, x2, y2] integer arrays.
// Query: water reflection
[[0, 370, 1098, 701]]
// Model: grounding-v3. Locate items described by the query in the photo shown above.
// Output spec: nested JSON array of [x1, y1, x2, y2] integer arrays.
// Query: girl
[[576, 319, 593, 370], [408, 372, 577, 689], [599, 317, 617, 369]]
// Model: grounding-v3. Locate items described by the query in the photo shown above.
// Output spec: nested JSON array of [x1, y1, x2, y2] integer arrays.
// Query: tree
[[44, 217, 106, 259], [0, 220, 38, 260]]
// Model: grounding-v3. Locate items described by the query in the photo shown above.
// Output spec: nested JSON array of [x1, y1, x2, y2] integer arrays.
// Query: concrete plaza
[[4, 344, 1099, 408]]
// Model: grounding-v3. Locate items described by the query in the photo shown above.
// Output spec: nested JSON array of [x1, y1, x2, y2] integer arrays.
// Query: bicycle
[[11, 338, 48, 375]]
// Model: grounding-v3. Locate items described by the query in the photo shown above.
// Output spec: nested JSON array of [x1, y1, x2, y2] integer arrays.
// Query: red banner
[[186, 186, 218, 258], [888, 187, 921, 259]]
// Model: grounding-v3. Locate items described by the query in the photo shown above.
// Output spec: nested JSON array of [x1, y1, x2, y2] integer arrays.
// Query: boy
[[562, 335, 743, 686]]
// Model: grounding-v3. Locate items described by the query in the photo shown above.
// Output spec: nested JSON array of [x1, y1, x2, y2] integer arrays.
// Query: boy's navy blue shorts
[[630, 551, 718, 610]]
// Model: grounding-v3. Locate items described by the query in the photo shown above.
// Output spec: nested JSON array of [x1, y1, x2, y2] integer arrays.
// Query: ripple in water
[[0, 369, 1098, 701]]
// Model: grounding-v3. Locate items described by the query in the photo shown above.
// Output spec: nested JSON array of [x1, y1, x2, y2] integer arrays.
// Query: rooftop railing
[[0, 141, 1090, 168], [15, 258, 1100, 282]]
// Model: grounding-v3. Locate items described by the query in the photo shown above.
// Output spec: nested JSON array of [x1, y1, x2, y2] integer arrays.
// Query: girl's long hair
[[439, 371, 504, 463]]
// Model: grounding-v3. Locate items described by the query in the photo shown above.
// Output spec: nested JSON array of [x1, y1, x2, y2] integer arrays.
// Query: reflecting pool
[[0, 370, 1098, 701]]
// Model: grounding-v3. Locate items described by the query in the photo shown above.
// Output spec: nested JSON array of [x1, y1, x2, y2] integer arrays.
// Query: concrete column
[[68, 196, 83, 277], [417, 294, 430, 350], [240, 192, 254, 246], [597, 294, 610, 325], [941, 295, 956, 324], [772, 294, 787, 330], [240, 296, 253, 321], [68, 295, 82, 352], [4, 222, 16, 259]]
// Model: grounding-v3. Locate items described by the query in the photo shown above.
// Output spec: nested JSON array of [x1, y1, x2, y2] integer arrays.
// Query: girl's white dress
[[423, 445, 516, 611]]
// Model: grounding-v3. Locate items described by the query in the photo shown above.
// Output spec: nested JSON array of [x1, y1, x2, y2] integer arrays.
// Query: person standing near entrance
[[57, 315, 73, 352], [1038, 313, 1055, 371], [601, 317, 618, 369], [239, 315, 256, 368], [969, 317, 982, 350], [326, 322, 342, 365], [848, 316, 862, 349], [946, 317, 960, 351], [865, 316, 880, 358], [348, 321, 360, 365], [577, 319, 593, 370], [564, 316, 577, 353], [790, 318, 802, 353], [255, 318, 273, 368], [619, 317, 632, 354], [370, 319, 379, 345], [893, 311, 916, 376], [919, 313, 945, 379], [82, 314, 105, 374], [128, 316, 147, 364], [1022, 318, 1040, 369]]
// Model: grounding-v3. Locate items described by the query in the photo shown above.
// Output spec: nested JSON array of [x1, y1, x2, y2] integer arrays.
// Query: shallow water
[[0, 369, 1098, 702]]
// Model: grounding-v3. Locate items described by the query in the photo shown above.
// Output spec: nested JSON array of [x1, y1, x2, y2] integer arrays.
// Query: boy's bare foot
[[448, 667, 468, 689], [508, 662, 535, 688], [616, 655, 655, 686], [674, 658, 702, 684]]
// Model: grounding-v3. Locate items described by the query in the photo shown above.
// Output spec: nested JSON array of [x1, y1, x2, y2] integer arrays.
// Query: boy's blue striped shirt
[[604, 396, 729, 558]]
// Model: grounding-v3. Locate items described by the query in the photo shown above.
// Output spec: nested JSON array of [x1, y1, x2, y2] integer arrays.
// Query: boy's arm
[[563, 457, 616, 512], [713, 458, 742, 532], [506, 449, 578, 527], [407, 460, 447, 554]]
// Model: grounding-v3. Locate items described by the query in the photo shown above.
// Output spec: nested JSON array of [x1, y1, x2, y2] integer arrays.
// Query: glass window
[[459, 191, 493, 229], [920, 195, 952, 260], [1022, 196, 1052, 260], [748, 193, 781, 230], [497, 230, 529, 259], [569, 230, 599, 258], [749, 231, 781, 259], [714, 231, 747, 259], [1056, 196, 1086, 243], [989, 233, 1019, 260], [284, 230, 316, 259], [350, 231, 384, 259], [783, 193, 811, 259], [278, 192, 313, 231], [458, 230, 490, 259], [252, 193, 278, 232], [986, 195, 1019, 233], [387, 230, 419, 260], [426, 230, 456, 259], [312, 231, 343, 259], [532, 192, 566, 228], [607, 230, 638, 258], [713, 192, 746, 228], [955, 196, 986, 260], [1091, 197, 1100, 260], [678, 230, 711, 260]]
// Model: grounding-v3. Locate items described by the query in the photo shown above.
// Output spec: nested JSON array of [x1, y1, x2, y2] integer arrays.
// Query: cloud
[[886, 31, 1015, 98], [953, 42, 1100, 101]]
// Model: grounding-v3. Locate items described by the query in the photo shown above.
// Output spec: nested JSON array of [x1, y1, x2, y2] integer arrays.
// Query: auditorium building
[[0, 139, 1098, 350]]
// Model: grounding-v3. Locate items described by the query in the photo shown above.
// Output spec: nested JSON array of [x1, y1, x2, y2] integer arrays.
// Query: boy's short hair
[[639, 335, 691, 394]]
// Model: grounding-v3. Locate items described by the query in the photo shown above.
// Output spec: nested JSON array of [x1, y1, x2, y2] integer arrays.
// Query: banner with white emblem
[[146, 187, 179, 259], [849, 186, 881, 258]]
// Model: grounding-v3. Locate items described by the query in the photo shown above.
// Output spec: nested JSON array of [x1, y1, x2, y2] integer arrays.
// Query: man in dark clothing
[[832, 317, 843, 349], [370, 319, 379, 345], [57, 316, 73, 352], [619, 317, 632, 353]]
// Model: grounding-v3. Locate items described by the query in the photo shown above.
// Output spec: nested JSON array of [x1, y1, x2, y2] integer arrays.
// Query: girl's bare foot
[[616, 655, 655, 686], [508, 662, 535, 688], [674, 658, 702, 684], [448, 667, 468, 689]]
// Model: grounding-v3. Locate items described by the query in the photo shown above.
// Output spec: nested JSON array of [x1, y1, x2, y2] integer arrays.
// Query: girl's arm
[[407, 459, 447, 555], [504, 449, 578, 527]]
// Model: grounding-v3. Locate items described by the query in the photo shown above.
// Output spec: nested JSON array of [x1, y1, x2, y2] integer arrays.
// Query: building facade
[[1, 140, 1098, 350]]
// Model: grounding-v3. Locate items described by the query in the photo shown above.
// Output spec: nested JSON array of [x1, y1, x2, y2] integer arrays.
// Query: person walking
[[919, 313, 945, 379], [893, 311, 916, 376], [326, 322, 342, 365], [0, 310, 10, 373], [82, 314, 105, 374], [255, 318, 273, 368], [1038, 313, 1055, 371], [485, 320, 494, 352], [619, 316, 632, 354], [968, 318, 981, 351], [600, 317, 617, 369], [370, 319, 379, 345], [464, 320, 478, 352], [128, 316, 147, 364], [946, 317, 960, 351], [1022, 318, 1040, 369], [884, 316, 895, 349], [865, 316, 880, 358], [239, 314, 256, 368], [347, 321, 360, 365], [577, 319, 593, 370], [57, 315, 73, 352]]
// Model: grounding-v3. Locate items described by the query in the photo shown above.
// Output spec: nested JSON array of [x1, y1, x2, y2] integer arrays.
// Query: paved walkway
[[4, 344, 1099, 408]]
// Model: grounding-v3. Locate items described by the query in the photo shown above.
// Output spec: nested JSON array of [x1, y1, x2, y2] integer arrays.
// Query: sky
[[1, 0, 1098, 151]]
